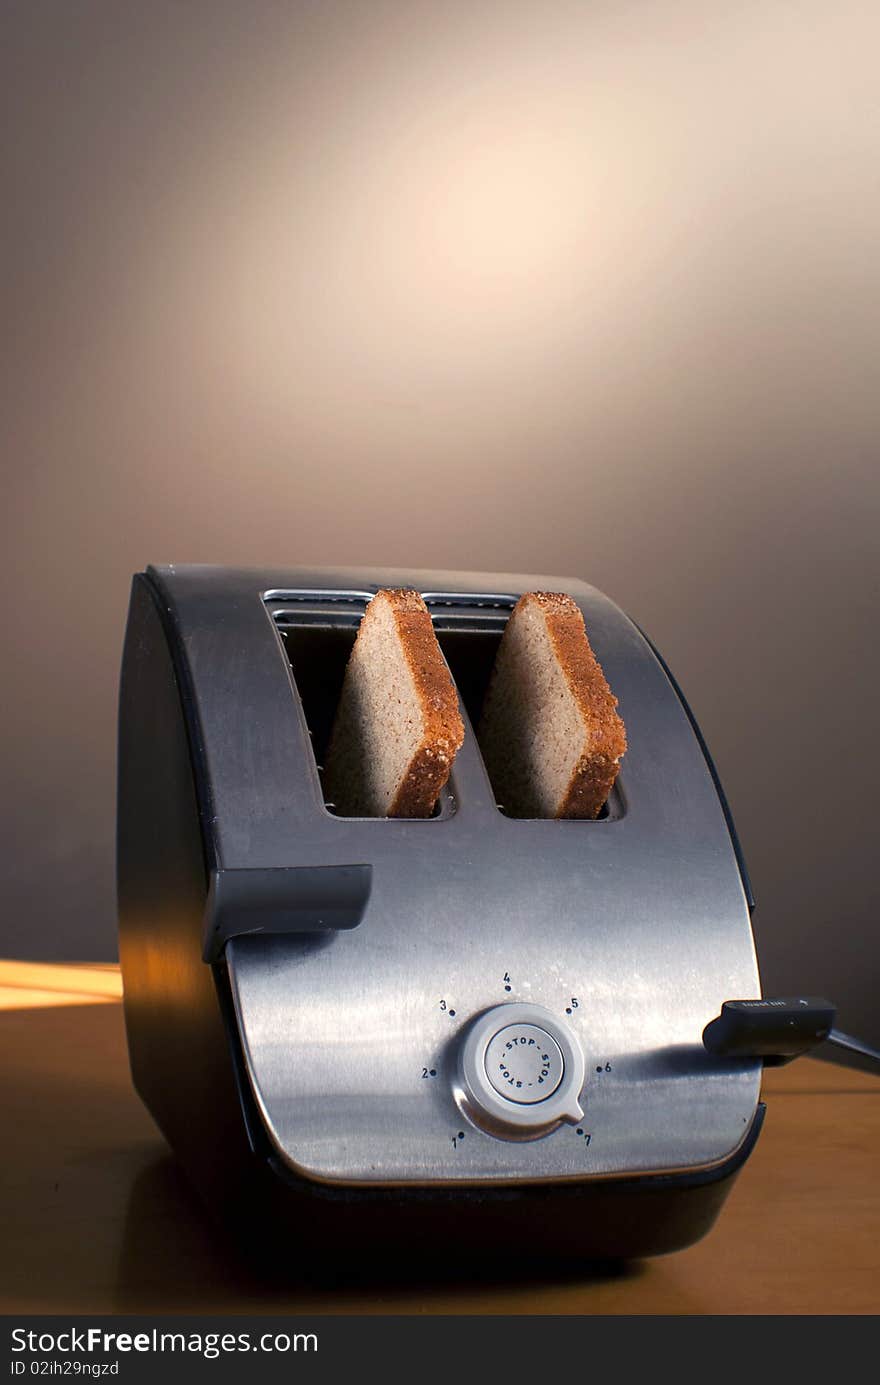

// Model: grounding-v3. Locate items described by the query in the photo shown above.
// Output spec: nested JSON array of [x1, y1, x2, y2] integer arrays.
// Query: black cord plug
[[702, 998, 837, 1066]]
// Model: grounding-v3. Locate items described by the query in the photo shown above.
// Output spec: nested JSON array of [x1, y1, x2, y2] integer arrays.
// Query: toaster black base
[[228, 1089, 766, 1274]]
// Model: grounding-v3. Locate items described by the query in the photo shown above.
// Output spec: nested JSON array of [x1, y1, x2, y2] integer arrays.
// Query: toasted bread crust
[[383, 589, 464, 816], [527, 592, 626, 817]]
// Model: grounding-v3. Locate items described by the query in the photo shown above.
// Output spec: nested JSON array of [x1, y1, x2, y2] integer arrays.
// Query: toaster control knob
[[458, 1003, 585, 1136]]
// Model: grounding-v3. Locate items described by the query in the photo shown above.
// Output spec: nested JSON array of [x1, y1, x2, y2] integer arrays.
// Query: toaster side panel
[[117, 576, 251, 1173]]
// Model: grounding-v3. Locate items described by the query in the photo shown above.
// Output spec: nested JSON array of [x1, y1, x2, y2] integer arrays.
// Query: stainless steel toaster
[[117, 565, 764, 1264]]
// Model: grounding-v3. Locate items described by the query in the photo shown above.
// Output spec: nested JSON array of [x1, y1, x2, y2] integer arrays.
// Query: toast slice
[[478, 591, 626, 818], [322, 588, 465, 817]]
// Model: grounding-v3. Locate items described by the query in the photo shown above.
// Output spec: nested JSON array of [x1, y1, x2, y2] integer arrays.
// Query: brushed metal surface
[[215, 567, 762, 1187]]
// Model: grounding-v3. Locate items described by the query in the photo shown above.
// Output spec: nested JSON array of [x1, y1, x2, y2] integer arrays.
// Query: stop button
[[484, 1023, 565, 1103]]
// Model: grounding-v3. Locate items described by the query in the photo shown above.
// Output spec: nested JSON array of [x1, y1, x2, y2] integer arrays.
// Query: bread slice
[[478, 592, 626, 818], [322, 588, 465, 817]]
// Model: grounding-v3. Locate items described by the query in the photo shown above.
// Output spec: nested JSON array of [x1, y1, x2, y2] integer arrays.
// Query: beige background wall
[[4, 2, 879, 1043]]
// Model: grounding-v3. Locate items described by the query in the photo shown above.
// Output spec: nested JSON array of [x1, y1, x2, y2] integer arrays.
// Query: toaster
[[117, 565, 764, 1265]]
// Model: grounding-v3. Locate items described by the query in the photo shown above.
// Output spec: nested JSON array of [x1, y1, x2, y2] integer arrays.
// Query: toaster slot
[[276, 622, 356, 772], [269, 594, 450, 818], [426, 596, 621, 821]]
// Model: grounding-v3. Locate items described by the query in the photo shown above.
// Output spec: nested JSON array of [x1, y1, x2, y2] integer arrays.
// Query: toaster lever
[[702, 997, 837, 1066], [202, 863, 372, 961]]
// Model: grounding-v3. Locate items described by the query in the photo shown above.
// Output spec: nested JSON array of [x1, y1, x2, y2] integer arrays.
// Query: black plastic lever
[[202, 863, 372, 962], [702, 997, 837, 1067]]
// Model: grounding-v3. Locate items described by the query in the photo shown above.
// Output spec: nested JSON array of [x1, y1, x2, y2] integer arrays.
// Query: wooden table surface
[[4, 971, 878, 1316]]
